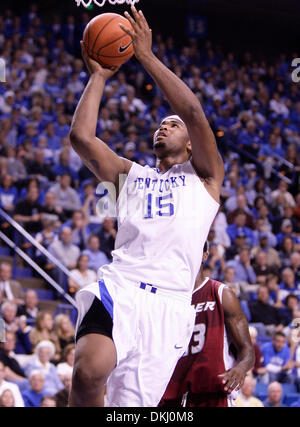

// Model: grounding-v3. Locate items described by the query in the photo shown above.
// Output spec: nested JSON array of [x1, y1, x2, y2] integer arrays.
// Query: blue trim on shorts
[[99, 279, 114, 319]]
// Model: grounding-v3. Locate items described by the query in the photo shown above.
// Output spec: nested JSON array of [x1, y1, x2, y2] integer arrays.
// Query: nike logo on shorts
[[174, 344, 183, 349], [119, 42, 132, 53]]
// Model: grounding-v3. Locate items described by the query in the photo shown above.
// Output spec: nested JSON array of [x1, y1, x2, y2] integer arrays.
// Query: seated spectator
[[0, 360, 24, 407], [29, 311, 61, 359], [260, 332, 294, 384], [271, 180, 295, 209], [276, 219, 300, 249], [249, 286, 284, 336], [56, 344, 75, 380], [225, 231, 247, 260], [81, 182, 98, 217], [278, 236, 296, 269], [25, 341, 64, 397], [97, 217, 117, 260], [41, 122, 61, 151], [54, 371, 72, 407], [248, 326, 264, 377], [52, 147, 78, 182], [226, 210, 257, 248], [253, 250, 279, 278], [227, 193, 255, 229], [26, 149, 55, 183], [234, 375, 264, 407], [34, 219, 59, 268], [82, 235, 110, 272], [49, 173, 81, 217], [0, 388, 16, 407], [13, 186, 43, 235], [17, 289, 40, 323], [22, 370, 46, 408], [68, 254, 97, 294], [290, 252, 300, 283], [226, 246, 257, 284], [279, 268, 300, 303], [280, 294, 300, 327], [63, 210, 90, 250], [40, 191, 66, 229], [205, 242, 225, 280], [47, 226, 80, 272], [0, 173, 18, 215], [0, 330, 27, 382], [54, 316, 75, 352], [263, 381, 287, 407], [0, 261, 24, 305], [40, 395, 57, 407], [251, 232, 280, 268]]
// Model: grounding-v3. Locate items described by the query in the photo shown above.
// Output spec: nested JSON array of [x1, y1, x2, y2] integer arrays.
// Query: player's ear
[[186, 140, 192, 156]]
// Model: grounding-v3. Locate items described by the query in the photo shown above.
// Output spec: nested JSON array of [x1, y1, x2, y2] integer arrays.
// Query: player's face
[[153, 119, 191, 156]]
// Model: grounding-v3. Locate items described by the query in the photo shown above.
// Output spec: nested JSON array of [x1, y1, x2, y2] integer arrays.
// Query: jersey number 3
[[183, 323, 206, 357], [144, 193, 174, 219]]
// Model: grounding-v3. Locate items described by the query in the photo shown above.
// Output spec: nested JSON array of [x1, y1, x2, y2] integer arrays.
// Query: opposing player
[[69, 6, 224, 407], [160, 242, 255, 407]]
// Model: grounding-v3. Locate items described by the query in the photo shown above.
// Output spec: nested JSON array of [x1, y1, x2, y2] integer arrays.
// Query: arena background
[[0, 0, 300, 409]]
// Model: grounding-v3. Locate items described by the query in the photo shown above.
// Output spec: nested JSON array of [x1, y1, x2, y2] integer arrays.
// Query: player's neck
[[194, 270, 206, 291], [156, 154, 189, 172]]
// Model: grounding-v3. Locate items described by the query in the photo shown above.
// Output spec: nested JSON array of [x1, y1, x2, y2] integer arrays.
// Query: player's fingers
[[119, 23, 135, 39], [124, 11, 139, 31], [138, 9, 150, 30], [130, 5, 142, 27]]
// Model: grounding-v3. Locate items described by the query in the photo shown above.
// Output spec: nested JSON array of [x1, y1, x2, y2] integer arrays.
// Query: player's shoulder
[[192, 277, 227, 302]]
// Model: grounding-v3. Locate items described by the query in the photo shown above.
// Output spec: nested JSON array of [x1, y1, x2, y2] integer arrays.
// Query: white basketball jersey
[[99, 160, 219, 299]]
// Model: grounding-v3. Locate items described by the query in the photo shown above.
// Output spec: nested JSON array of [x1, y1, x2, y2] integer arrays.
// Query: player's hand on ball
[[120, 6, 152, 61], [80, 41, 119, 79]]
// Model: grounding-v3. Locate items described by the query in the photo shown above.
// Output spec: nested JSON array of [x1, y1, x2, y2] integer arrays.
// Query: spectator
[[82, 234, 110, 272], [13, 186, 43, 235], [22, 370, 46, 408], [248, 326, 264, 377], [25, 341, 64, 396], [49, 173, 81, 217], [40, 191, 66, 228], [1, 303, 32, 354], [0, 388, 16, 407], [279, 268, 300, 303], [253, 251, 278, 279], [290, 252, 300, 283], [29, 311, 61, 358], [54, 316, 75, 352], [0, 261, 24, 305], [278, 237, 296, 269], [276, 219, 300, 249], [0, 173, 18, 215], [0, 330, 27, 382], [40, 395, 57, 407], [97, 217, 117, 260], [249, 286, 284, 336], [56, 344, 75, 380], [63, 210, 90, 250], [251, 231, 280, 268], [68, 254, 97, 294], [17, 289, 39, 323], [0, 360, 24, 407], [47, 226, 80, 271], [263, 381, 286, 407], [226, 210, 256, 247], [280, 294, 300, 327], [260, 332, 294, 384], [234, 375, 264, 407], [226, 246, 257, 284], [54, 371, 72, 407]]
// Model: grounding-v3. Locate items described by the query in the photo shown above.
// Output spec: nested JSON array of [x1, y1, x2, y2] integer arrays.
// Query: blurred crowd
[[0, 3, 300, 407]]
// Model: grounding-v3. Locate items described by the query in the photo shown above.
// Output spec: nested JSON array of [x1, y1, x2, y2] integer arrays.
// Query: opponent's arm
[[218, 287, 255, 394], [69, 42, 132, 191], [120, 6, 224, 201]]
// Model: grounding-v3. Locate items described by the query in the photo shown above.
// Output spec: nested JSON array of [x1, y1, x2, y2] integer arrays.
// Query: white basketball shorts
[[75, 274, 196, 407]]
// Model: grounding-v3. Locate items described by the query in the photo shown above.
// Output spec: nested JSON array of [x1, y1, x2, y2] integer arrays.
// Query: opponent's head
[[202, 240, 210, 264], [153, 115, 191, 159]]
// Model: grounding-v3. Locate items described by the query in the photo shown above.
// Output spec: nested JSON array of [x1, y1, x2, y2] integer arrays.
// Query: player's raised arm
[[120, 6, 224, 202], [69, 42, 132, 191]]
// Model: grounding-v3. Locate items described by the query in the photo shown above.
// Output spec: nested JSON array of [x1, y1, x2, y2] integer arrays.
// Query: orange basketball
[[83, 13, 134, 68]]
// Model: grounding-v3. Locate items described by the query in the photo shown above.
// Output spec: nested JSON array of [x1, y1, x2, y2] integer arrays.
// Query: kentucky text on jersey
[[133, 175, 187, 192]]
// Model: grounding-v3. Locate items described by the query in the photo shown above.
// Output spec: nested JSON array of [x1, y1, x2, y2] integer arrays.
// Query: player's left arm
[[218, 287, 255, 394], [120, 6, 224, 203]]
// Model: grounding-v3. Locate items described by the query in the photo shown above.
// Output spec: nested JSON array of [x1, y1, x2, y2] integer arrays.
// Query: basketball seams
[[91, 15, 120, 53]]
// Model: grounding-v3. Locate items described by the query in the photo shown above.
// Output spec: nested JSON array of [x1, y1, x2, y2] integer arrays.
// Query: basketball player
[[69, 6, 224, 407], [160, 242, 255, 407]]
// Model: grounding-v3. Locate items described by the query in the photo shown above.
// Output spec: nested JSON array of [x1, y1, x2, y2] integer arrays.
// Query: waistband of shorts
[[126, 278, 192, 304]]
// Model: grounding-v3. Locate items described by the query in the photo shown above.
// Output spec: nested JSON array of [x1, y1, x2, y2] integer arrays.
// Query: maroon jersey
[[161, 278, 236, 402]]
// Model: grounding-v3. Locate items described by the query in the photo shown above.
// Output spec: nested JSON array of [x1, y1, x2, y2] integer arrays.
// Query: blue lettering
[[179, 175, 186, 186], [151, 179, 158, 191], [164, 179, 170, 192], [145, 178, 151, 189], [137, 177, 144, 190], [170, 177, 179, 188], [159, 179, 164, 193]]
